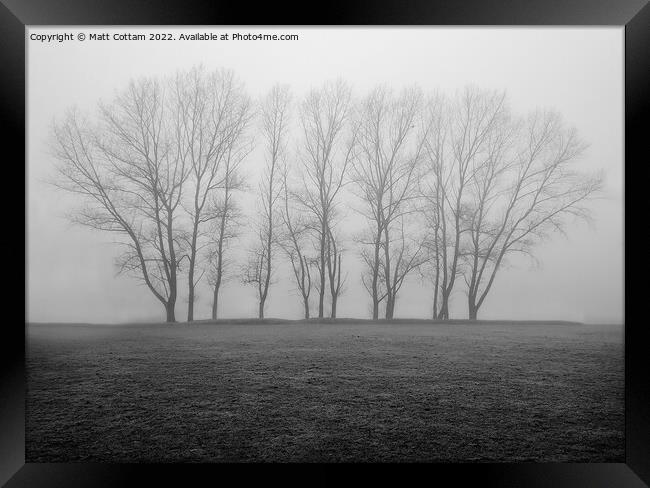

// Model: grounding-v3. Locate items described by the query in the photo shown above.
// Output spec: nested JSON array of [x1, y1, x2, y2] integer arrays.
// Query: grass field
[[26, 320, 624, 462]]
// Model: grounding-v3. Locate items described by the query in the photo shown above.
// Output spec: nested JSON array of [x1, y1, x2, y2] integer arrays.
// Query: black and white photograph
[[25, 26, 625, 464]]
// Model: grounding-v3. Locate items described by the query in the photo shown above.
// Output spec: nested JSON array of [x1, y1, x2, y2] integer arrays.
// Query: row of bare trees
[[51, 67, 602, 322]]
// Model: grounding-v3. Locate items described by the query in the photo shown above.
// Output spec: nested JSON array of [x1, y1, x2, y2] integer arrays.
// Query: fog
[[27, 27, 623, 324]]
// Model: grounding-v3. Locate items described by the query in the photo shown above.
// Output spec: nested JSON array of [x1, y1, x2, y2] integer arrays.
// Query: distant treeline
[[51, 66, 601, 322]]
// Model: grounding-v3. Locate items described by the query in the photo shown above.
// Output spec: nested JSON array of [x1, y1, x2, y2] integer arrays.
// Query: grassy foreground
[[26, 320, 623, 462]]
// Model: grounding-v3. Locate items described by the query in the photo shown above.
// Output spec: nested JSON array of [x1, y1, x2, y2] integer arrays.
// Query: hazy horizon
[[27, 27, 624, 324]]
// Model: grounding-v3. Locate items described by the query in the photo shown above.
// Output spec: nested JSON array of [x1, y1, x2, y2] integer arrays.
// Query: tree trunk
[[258, 299, 265, 319], [165, 301, 176, 323], [212, 180, 228, 322], [167, 275, 177, 323], [438, 295, 449, 320], [432, 258, 440, 320], [187, 233, 197, 321], [318, 283, 325, 317], [318, 214, 327, 319], [211, 284, 220, 320], [328, 250, 341, 320], [187, 258, 195, 321], [385, 296, 395, 319], [303, 299, 310, 319], [432, 284, 438, 319], [165, 210, 178, 324], [382, 226, 393, 320], [468, 295, 478, 320], [187, 206, 200, 322], [371, 222, 381, 321], [318, 231, 326, 318], [187, 288, 194, 321]]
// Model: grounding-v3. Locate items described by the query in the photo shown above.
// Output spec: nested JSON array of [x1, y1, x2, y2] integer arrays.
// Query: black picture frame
[[3, 0, 648, 485]]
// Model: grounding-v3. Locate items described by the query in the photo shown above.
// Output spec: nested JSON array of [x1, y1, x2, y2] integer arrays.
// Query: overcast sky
[[27, 27, 623, 324]]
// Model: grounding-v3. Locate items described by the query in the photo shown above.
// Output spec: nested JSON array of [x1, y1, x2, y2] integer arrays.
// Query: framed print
[[3, 0, 649, 485]]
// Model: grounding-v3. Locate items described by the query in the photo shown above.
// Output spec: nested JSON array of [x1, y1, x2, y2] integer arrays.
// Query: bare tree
[[420, 192, 444, 319], [243, 85, 291, 318], [51, 78, 188, 322], [279, 166, 313, 319], [462, 109, 602, 319], [206, 135, 251, 320], [173, 66, 252, 321], [419, 93, 448, 319], [295, 80, 355, 318], [421, 86, 508, 319], [325, 226, 346, 318], [382, 218, 428, 318], [52, 72, 603, 324], [350, 85, 427, 319]]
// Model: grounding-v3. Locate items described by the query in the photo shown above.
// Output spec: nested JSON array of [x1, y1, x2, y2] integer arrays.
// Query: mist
[[27, 27, 623, 324]]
